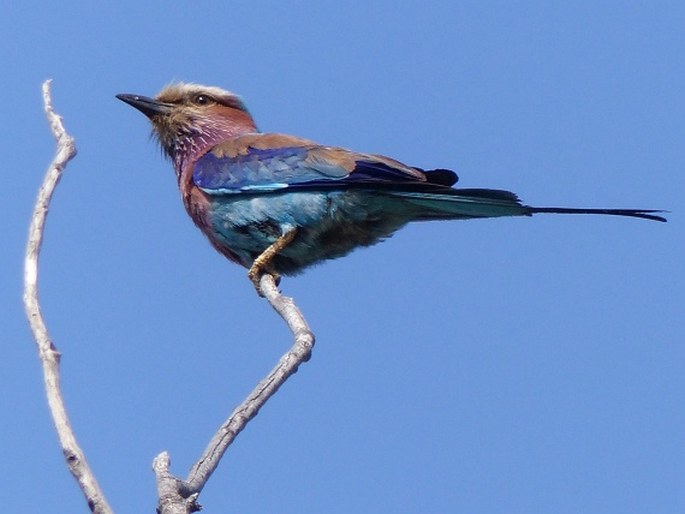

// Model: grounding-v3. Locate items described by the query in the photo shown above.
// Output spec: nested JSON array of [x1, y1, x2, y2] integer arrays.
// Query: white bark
[[24, 80, 114, 514]]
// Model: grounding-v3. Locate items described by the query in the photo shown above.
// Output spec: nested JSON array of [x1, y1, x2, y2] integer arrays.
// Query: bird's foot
[[247, 228, 297, 296]]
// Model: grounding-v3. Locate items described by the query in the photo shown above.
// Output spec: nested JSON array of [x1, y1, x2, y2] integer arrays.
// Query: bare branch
[[185, 274, 315, 492], [153, 273, 315, 512], [24, 80, 114, 514]]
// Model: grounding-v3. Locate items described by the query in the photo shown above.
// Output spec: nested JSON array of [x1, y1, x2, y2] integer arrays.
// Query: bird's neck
[[171, 114, 257, 178]]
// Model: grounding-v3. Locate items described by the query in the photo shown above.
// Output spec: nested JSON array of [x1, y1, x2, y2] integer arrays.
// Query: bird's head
[[117, 83, 257, 166]]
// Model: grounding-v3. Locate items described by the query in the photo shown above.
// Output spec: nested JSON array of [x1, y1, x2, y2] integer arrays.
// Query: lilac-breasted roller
[[117, 83, 665, 291]]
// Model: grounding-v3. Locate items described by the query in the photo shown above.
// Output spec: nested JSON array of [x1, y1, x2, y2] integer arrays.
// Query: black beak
[[116, 93, 173, 118]]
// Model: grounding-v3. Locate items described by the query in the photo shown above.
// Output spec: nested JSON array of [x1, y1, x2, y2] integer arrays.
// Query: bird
[[116, 83, 666, 293]]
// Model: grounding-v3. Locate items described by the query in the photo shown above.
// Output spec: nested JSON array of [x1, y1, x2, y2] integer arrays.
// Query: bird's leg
[[248, 227, 298, 295]]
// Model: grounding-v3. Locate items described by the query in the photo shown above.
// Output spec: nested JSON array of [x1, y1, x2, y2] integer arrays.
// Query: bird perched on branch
[[117, 83, 665, 293]]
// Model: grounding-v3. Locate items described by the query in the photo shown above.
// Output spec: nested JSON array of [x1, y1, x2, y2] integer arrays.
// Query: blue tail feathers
[[392, 187, 667, 222]]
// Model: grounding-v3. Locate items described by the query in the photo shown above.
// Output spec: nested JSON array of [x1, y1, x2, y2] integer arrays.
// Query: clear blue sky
[[3, 2, 683, 512]]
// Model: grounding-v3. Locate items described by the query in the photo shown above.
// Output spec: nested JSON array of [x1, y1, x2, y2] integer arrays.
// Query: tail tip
[[527, 207, 668, 223]]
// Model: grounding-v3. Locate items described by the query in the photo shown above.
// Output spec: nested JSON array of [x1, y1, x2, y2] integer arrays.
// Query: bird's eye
[[193, 94, 213, 106]]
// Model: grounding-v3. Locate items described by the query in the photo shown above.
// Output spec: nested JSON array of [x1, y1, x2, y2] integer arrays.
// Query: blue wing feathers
[[194, 147, 313, 191], [192, 142, 521, 213], [194, 144, 461, 193]]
